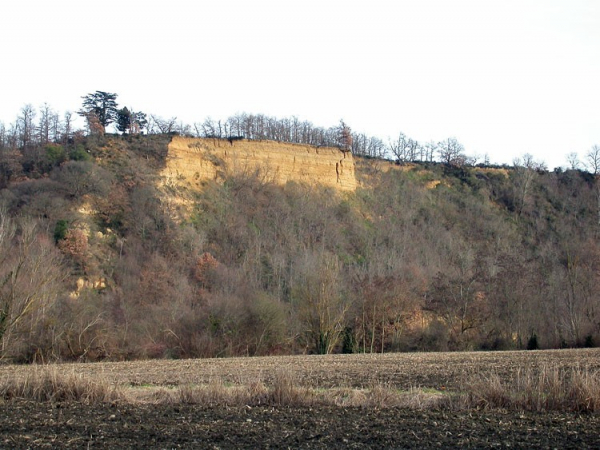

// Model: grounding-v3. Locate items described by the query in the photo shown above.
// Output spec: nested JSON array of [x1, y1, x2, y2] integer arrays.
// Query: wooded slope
[[0, 134, 598, 361]]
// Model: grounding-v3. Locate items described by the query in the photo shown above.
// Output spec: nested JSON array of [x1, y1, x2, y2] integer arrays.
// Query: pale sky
[[1, 0, 599, 169]]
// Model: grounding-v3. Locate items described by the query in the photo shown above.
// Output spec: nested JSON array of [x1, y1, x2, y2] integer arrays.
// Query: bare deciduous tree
[[437, 137, 465, 166], [423, 141, 438, 162], [37, 103, 59, 145], [586, 145, 600, 175], [293, 252, 348, 354], [150, 115, 178, 134], [585, 145, 600, 230], [17, 104, 36, 150], [388, 132, 410, 163], [0, 213, 65, 357], [62, 111, 74, 145], [566, 152, 581, 170]]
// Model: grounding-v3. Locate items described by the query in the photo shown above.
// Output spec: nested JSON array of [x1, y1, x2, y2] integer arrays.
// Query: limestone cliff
[[161, 137, 357, 191]]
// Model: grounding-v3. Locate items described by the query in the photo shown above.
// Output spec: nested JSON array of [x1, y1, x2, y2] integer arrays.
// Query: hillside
[[0, 134, 599, 362]]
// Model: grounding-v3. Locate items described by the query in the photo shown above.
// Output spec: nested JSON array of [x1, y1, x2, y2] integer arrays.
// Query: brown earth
[[1, 402, 599, 449], [1, 349, 599, 448]]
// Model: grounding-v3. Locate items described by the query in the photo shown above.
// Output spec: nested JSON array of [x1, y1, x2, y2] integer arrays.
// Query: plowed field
[[1, 349, 599, 448]]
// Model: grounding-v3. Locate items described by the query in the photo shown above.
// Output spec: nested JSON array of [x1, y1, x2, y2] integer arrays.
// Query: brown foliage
[[193, 252, 219, 289], [58, 229, 89, 269]]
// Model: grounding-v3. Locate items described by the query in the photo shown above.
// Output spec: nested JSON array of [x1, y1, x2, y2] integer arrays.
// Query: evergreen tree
[[78, 91, 119, 132], [116, 107, 147, 134], [116, 107, 131, 134]]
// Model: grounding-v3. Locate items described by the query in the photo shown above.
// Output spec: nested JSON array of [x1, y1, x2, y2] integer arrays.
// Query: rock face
[[161, 137, 357, 191]]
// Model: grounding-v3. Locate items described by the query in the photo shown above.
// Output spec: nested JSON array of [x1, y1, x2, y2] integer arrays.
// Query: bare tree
[[0, 122, 6, 150], [512, 153, 546, 216], [586, 145, 600, 175], [388, 132, 410, 163], [150, 115, 178, 134], [0, 213, 65, 357], [566, 152, 581, 170], [355, 135, 386, 159], [585, 145, 600, 231], [198, 117, 225, 138], [406, 138, 420, 161], [293, 252, 349, 354], [17, 104, 36, 150], [37, 103, 58, 145], [437, 137, 465, 165], [62, 111, 74, 145], [423, 141, 438, 162]]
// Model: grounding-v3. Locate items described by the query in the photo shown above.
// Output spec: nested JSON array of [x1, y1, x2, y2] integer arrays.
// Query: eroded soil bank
[[1, 401, 598, 449]]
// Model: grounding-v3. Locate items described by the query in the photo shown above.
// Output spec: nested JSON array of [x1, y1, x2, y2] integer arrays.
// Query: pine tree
[[78, 91, 118, 133]]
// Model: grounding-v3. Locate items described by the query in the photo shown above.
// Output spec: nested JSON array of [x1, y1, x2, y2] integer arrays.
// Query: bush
[[45, 144, 67, 166], [527, 334, 539, 350], [53, 219, 69, 243], [584, 335, 595, 348], [69, 144, 91, 162]]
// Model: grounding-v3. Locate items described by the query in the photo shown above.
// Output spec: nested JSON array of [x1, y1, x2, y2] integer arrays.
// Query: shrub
[[53, 219, 69, 243], [69, 144, 91, 162], [45, 144, 67, 166], [527, 333, 539, 350]]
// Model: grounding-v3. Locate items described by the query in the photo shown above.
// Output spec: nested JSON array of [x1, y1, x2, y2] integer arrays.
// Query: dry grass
[[0, 366, 122, 404], [1, 350, 599, 412], [462, 365, 600, 412], [129, 382, 450, 409], [0, 365, 448, 409]]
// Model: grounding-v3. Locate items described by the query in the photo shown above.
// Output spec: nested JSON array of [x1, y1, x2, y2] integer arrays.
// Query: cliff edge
[[161, 137, 357, 191]]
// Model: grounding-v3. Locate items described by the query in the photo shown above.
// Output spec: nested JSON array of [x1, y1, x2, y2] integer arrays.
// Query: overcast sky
[[1, 0, 599, 169]]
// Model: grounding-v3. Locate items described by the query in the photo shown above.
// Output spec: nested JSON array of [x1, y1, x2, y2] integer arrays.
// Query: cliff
[[161, 137, 357, 191]]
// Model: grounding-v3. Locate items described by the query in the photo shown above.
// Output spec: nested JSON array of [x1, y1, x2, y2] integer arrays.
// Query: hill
[[0, 134, 598, 361]]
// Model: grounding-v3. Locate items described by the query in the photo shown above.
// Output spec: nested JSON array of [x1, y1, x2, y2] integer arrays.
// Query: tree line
[[2, 91, 600, 171]]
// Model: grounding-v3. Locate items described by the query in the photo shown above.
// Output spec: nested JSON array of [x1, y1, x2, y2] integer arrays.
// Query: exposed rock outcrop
[[161, 137, 357, 191]]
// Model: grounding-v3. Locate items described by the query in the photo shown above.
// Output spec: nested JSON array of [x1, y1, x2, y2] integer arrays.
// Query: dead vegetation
[[463, 365, 600, 412], [0, 365, 122, 404], [1, 349, 599, 412]]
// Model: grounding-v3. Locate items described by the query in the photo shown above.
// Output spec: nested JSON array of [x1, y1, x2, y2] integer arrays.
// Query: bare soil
[[1, 349, 599, 448], [1, 401, 599, 449]]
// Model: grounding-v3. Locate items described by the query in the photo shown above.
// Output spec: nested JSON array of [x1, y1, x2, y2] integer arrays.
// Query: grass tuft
[[462, 365, 600, 412], [0, 366, 121, 404], [268, 369, 308, 406]]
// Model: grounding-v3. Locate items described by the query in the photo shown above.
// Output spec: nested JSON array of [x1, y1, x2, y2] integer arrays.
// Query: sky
[[1, 0, 599, 169]]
